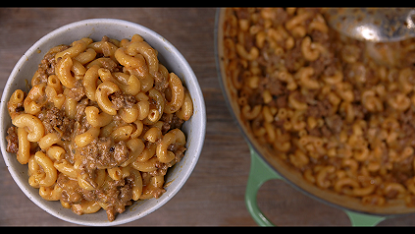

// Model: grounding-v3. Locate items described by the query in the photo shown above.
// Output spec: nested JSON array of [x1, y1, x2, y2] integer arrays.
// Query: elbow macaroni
[[5, 34, 193, 222]]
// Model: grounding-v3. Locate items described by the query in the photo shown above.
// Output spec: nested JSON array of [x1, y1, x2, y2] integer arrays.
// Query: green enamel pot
[[214, 8, 415, 226]]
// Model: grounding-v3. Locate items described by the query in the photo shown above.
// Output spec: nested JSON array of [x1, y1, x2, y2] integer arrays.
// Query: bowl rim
[[0, 18, 206, 226]]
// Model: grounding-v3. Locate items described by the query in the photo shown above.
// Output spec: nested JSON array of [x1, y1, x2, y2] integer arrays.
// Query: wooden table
[[1, 7, 415, 226]]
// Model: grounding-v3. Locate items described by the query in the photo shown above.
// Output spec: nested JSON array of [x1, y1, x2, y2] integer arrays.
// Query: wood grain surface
[[1, 7, 415, 226]]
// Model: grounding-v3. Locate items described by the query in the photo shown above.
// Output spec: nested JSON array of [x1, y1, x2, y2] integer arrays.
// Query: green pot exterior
[[245, 144, 386, 226]]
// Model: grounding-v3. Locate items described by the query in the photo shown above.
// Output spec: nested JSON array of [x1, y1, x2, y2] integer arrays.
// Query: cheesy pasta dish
[[222, 8, 415, 207], [5, 34, 193, 221]]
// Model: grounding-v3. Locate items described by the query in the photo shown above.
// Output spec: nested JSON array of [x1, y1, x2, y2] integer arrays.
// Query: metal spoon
[[324, 8, 415, 42]]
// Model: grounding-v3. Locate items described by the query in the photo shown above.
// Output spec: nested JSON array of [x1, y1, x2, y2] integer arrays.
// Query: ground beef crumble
[[37, 106, 75, 142], [6, 126, 18, 154], [80, 137, 130, 170]]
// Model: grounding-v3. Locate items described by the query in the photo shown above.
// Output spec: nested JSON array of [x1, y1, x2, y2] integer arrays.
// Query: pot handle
[[245, 145, 386, 226], [245, 146, 284, 226], [344, 210, 385, 226]]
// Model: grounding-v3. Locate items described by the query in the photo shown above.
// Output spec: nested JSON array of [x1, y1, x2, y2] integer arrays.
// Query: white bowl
[[0, 18, 206, 226]]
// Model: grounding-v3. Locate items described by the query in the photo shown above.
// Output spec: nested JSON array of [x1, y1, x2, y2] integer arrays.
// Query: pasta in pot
[[5, 34, 193, 222], [222, 7, 415, 207]]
